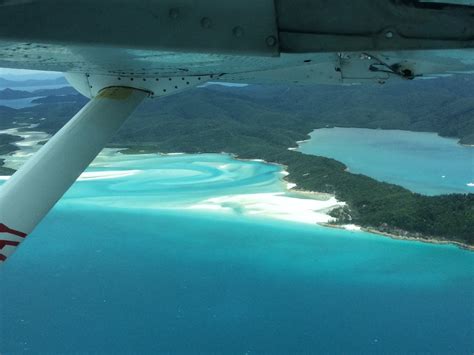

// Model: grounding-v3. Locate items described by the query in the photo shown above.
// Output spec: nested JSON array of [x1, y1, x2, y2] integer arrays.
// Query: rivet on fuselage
[[169, 8, 180, 19], [201, 17, 212, 29], [265, 35, 277, 47], [233, 26, 244, 38]]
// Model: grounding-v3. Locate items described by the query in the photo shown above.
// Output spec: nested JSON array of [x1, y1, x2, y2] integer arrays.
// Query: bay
[[1, 153, 473, 353], [297, 127, 474, 195]]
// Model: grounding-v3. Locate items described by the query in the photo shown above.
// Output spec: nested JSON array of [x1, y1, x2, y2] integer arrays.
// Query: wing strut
[[0, 87, 148, 263]]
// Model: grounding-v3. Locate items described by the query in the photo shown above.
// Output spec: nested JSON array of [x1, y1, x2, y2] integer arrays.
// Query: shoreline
[[233, 153, 473, 251], [1, 137, 472, 250], [0, 148, 344, 226], [320, 223, 474, 251], [181, 152, 345, 225], [305, 125, 474, 148]]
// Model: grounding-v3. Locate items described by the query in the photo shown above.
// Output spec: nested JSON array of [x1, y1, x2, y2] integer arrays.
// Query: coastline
[[321, 223, 474, 251], [233, 153, 473, 251], [1, 132, 472, 250], [0, 148, 345, 226], [178, 152, 345, 225], [288, 186, 472, 251]]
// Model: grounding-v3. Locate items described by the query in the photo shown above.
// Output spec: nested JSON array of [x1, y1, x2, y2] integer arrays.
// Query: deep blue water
[[298, 128, 474, 195], [1, 154, 473, 353]]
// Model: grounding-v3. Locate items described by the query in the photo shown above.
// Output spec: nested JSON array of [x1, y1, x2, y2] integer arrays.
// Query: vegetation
[[0, 133, 22, 155], [0, 75, 473, 245], [0, 159, 15, 175]]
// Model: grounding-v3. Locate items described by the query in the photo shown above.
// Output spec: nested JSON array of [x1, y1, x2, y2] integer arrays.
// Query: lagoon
[[297, 127, 474, 195]]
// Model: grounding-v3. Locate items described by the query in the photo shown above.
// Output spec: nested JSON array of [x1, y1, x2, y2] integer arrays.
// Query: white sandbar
[[188, 192, 344, 224], [77, 170, 141, 181]]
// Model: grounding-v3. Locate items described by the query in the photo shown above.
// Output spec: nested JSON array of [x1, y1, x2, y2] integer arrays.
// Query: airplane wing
[[1, 0, 474, 262]]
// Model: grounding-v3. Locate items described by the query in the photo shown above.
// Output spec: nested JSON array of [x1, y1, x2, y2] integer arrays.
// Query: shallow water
[[1, 153, 473, 353], [298, 127, 474, 195]]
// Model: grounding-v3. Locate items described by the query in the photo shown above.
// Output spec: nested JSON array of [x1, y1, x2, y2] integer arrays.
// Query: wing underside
[[0, 0, 473, 84]]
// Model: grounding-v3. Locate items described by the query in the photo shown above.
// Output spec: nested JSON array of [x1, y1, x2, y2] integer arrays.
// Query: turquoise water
[[298, 128, 474, 195], [1, 153, 473, 353]]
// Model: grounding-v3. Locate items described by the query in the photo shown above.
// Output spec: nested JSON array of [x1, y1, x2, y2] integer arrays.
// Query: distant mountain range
[[0, 86, 76, 99], [0, 76, 68, 89], [1, 74, 473, 145]]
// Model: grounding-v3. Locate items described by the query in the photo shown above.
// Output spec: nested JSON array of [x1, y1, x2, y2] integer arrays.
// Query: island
[[0, 75, 473, 247]]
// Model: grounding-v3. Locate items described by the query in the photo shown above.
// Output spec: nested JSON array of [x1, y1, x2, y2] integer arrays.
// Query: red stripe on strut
[[0, 254, 6, 261], [0, 240, 20, 249], [0, 223, 27, 238]]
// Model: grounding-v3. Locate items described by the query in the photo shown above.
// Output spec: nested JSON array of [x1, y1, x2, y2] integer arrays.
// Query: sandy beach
[[0, 132, 346, 225], [188, 192, 344, 224], [77, 170, 141, 181]]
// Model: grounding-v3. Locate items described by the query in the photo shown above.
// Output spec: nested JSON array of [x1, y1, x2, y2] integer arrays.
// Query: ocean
[[297, 127, 474, 196], [1, 152, 473, 353]]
